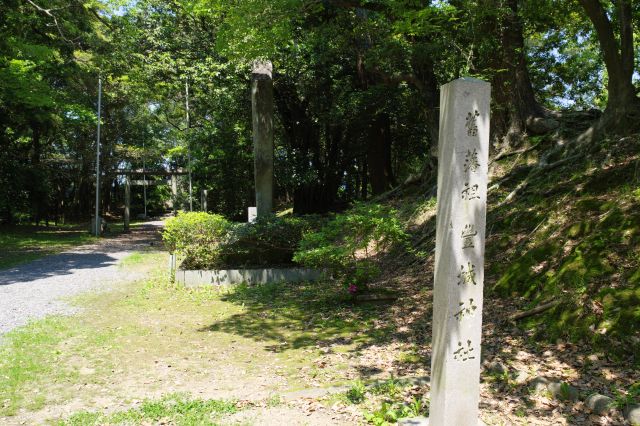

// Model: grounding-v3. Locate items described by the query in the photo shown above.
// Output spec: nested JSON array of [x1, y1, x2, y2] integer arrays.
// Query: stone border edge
[[175, 267, 326, 287]]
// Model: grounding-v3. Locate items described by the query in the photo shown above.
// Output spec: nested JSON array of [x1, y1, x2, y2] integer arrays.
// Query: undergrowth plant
[[293, 203, 408, 293], [163, 212, 231, 268], [163, 212, 321, 269]]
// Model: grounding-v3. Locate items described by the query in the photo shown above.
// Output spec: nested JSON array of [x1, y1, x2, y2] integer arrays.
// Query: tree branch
[[577, 0, 623, 80], [325, 0, 389, 13], [25, 0, 75, 45]]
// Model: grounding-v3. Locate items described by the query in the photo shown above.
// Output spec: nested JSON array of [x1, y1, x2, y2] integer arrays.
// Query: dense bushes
[[218, 215, 320, 268], [163, 212, 320, 269], [163, 212, 231, 268], [293, 203, 408, 292], [164, 205, 408, 291]]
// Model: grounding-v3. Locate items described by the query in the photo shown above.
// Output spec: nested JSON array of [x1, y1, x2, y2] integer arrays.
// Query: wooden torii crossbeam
[[117, 169, 187, 230], [115, 169, 189, 176]]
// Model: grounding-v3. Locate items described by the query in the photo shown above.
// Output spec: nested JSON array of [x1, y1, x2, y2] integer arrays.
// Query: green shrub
[[162, 212, 231, 269], [163, 212, 321, 269], [293, 203, 408, 292], [217, 215, 321, 268]]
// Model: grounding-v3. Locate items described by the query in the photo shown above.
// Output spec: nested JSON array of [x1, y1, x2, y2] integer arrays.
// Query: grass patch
[[0, 317, 72, 415], [0, 224, 97, 269], [60, 393, 238, 426], [336, 378, 429, 424]]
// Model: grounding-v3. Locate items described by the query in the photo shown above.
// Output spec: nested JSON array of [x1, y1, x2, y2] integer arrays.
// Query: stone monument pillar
[[171, 174, 178, 215], [430, 78, 490, 426], [124, 175, 131, 231], [251, 60, 274, 218], [201, 189, 208, 212]]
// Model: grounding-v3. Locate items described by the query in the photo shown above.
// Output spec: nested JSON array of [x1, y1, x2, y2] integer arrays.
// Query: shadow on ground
[[0, 222, 163, 286]]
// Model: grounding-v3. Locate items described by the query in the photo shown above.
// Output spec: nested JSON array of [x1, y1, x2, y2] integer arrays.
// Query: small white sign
[[248, 207, 257, 223]]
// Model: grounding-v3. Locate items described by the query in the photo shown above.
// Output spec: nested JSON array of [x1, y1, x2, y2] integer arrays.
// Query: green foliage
[[294, 203, 408, 290], [218, 214, 320, 268], [163, 212, 320, 269], [364, 397, 427, 425], [612, 382, 640, 409], [163, 212, 231, 267], [60, 393, 238, 426], [345, 380, 367, 404]]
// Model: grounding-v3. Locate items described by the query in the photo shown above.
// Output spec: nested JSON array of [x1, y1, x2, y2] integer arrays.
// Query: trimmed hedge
[[163, 212, 321, 269]]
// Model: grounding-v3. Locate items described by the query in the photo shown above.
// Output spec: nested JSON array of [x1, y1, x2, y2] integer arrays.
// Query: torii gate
[[116, 168, 189, 231]]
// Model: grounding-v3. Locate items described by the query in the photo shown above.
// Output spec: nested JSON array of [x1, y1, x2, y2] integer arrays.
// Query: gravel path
[[0, 220, 164, 335]]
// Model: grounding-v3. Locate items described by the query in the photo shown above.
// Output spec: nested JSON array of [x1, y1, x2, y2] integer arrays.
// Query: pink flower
[[348, 284, 358, 295]]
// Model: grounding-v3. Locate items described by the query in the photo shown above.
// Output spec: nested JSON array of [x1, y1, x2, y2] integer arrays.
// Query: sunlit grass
[[59, 393, 239, 426], [0, 224, 97, 269]]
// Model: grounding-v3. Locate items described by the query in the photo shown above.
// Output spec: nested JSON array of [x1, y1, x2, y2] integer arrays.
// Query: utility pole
[[94, 75, 102, 236], [185, 77, 193, 212], [143, 139, 147, 218]]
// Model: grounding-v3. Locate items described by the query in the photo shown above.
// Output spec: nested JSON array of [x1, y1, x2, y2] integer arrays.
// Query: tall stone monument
[[171, 174, 178, 215], [251, 60, 274, 218], [201, 189, 208, 212], [124, 175, 131, 231], [430, 78, 490, 425]]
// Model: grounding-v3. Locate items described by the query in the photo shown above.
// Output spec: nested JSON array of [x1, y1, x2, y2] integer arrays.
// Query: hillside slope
[[386, 132, 640, 358], [338, 131, 640, 423]]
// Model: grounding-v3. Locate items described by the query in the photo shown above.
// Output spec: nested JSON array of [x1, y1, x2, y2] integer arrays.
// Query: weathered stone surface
[[398, 417, 430, 426], [248, 206, 257, 223], [176, 267, 324, 287], [170, 174, 178, 214], [430, 78, 491, 426], [483, 360, 508, 375], [530, 376, 550, 394], [201, 189, 208, 212], [585, 393, 613, 415], [514, 370, 529, 384], [90, 216, 106, 234], [625, 404, 640, 425], [547, 382, 579, 401], [251, 60, 274, 217]]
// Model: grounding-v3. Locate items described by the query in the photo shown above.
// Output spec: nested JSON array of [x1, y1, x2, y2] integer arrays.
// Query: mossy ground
[[486, 136, 640, 357]]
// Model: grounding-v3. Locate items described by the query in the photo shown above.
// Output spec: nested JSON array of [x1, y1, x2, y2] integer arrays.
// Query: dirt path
[[0, 220, 163, 335]]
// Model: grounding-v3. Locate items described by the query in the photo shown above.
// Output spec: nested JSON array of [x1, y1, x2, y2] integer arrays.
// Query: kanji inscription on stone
[[457, 262, 477, 285], [465, 110, 480, 136], [454, 298, 478, 321], [462, 224, 478, 249], [453, 340, 477, 362], [462, 182, 480, 200], [464, 148, 480, 173]]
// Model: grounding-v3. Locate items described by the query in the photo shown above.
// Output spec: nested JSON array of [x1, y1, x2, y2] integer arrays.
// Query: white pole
[[186, 77, 193, 212], [94, 75, 102, 236], [143, 139, 147, 218]]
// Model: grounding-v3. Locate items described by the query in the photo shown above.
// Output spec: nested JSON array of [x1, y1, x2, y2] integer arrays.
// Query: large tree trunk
[[480, 0, 555, 150], [578, 0, 639, 134], [366, 113, 395, 195]]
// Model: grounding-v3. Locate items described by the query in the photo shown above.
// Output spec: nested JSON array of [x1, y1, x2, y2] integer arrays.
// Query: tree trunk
[[480, 0, 553, 149], [367, 113, 394, 195], [578, 0, 639, 134]]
